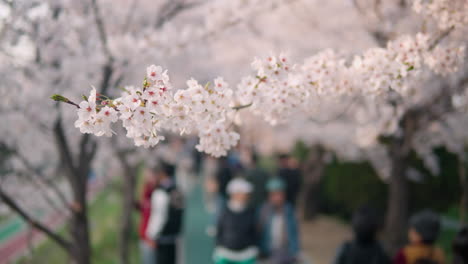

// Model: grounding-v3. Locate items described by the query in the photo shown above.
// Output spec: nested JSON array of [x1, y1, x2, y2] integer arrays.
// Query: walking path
[[182, 182, 352, 264], [300, 216, 352, 264], [183, 183, 214, 264]]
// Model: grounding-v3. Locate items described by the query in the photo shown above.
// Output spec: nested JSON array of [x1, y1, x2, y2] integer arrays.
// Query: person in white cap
[[214, 177, 259, 264]]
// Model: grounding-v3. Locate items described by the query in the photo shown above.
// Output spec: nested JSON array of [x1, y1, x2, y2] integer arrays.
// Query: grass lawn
[[16, 181, 140, 264]]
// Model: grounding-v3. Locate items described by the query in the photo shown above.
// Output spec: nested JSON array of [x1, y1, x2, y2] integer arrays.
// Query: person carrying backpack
[[146, 162, 184, 264], [393, 210, 445, 264], [334, 206, 390, 264]]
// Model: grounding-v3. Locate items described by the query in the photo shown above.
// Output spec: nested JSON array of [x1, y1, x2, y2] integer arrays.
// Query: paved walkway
[[182, 182, 353, 264], [300, 216, 352, 264], [183, 184, 214, 264]]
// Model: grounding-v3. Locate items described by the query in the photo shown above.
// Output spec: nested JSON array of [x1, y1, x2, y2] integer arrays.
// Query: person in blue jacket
[[259, 177, 300, 264]]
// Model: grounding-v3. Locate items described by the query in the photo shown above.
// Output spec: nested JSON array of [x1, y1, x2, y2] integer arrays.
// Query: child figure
[[394, 210, 445, 264], [214, 177, 258, 264]]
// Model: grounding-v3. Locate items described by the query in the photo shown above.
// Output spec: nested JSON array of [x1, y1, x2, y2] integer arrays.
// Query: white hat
[[227, 178, 253, 194]]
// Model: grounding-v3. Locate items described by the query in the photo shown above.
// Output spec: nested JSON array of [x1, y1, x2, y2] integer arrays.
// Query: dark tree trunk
[[384, 113, 416, 255], [69, 163, 92, 264], [70, 208, 91, 264], [119, 163, 137, 264], [384, 146, 409, 254], [301, 146, 326, 221], [113, 143, 139, 264], [54, 119, 96, 264], [460, 156, 468, 223]]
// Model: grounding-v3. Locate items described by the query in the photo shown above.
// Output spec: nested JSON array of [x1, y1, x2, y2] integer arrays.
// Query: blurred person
[[137, 168, 159, 264], [146, 162, 184, 264], [259, 178, 300, 264], [245, 151, 270, 208], [453, 225, 468, 264], [393, 210, 445, 264], [277, 154, 302, 208], [216, 156, 235, 204], [214, 177, 259, 264], [333, 206, 390, 264]]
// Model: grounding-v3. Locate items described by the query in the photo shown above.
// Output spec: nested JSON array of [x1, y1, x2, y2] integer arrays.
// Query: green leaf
[[50, 94, 69, 102]]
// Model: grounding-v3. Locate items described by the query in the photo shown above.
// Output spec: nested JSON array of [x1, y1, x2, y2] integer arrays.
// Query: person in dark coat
[[216, 156, 234, 201], [453, 225, 468, 264], [214, 178, 259, 264], [334, 206, 390, 264], [245, 151, 269, 208], [277, 154, 301, 208]]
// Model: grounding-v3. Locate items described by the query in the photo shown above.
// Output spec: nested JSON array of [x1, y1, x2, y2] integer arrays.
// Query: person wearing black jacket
[[333, 206, 390, 264], [277, 154, 301, 208], [214, 177, 258, 264]]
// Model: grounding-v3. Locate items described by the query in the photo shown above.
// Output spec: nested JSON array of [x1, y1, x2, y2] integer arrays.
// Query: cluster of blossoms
[[424, 45, 466, 76], [236, 32, 464, 126], [413, 0, 468, 30], [73, 66, 239, 157], [352, 33, 430, 95], [237, 53, 309, 125], [69, 28, 465, 157], [302, 49, 354, 96], [75, 88, 118, 137]]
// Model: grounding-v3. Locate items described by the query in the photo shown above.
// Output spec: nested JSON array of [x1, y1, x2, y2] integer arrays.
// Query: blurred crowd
[[134, 140, 468, 264]]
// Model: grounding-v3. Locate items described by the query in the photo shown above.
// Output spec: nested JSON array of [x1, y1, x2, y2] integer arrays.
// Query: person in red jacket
[[137, 167, 159, 264]]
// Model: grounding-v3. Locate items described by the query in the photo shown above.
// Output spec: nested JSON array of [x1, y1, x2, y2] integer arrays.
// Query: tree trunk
[[119, 167, 137, 264], [460, 156, 468, 223], [384, 114, 416, 255], [54, 119, 95, 264], [302, 146, 326, 221], [113, 144, 139, 264], [70, 209, 91, 264], [384, 149, 409, 255], [69, 163, 92, 264]]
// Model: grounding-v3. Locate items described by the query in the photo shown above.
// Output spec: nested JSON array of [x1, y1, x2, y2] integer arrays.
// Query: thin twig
[[429, 26, 455, 50]]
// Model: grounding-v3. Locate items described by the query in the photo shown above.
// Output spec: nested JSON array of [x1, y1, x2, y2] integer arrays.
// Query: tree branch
[[12, 148, 71, 212], [429, 26, 455, 50], [155, 0, 200, 29], [0, 187, 72, 251], [90, 0, 113, 61], [53, 116, 76, 177]]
